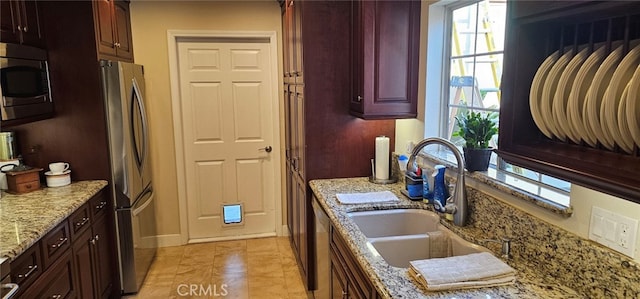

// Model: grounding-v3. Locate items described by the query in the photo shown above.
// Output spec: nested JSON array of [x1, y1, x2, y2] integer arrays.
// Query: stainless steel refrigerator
[[101, 60, 157, 295]]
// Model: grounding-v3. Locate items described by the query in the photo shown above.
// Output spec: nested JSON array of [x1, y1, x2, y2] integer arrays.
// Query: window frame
[[426, 0, 571, 208]]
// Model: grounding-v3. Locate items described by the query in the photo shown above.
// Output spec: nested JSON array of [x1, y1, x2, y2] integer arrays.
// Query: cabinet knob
[[23, 26, 28, 32], [51, 294, 62, 299], [17, 25, 21, 32], [116, 42, 121, 48], [356, 95, 363, 102]]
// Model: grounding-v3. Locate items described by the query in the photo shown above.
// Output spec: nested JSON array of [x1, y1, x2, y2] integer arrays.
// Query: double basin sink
[[348, 209, 489, 268]]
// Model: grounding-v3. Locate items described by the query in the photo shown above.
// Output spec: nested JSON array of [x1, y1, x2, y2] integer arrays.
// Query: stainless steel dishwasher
[[312, 196, 330, 299]]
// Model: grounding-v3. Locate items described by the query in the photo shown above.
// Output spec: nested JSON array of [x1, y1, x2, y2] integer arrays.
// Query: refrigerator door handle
[[132, 187, 153, 216], [131, 78, 149, 170]]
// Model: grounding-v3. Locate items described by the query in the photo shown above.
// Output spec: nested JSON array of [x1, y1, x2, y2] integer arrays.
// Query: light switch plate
[[589, 206, 638, 258]]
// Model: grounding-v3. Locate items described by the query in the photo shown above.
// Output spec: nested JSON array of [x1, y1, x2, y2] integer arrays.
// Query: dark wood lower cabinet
[[92, 214, 114, 299], [72, 197, 114, 299], [20, 250, 77, 299], [11, 190, 115, 299], [73, 228, 95, 299], [330, 227, 379, 299], [330, 252, 348, 299]]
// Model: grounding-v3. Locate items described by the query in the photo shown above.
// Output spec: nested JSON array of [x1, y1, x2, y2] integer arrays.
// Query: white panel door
[[177, 40, 276, 240]]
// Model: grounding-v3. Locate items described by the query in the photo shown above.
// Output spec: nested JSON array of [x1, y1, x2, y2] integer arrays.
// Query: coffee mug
[[49, 162, 70, 174]]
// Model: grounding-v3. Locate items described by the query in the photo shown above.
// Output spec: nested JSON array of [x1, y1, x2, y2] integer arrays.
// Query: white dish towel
[[408, 252, 516, 291], [335, 191, 400, 204]]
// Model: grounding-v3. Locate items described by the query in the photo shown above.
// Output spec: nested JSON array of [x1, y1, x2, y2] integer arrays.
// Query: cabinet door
[[93, 0, 117, 57], [282, 3, 291, 79], [92, 215, 114, 299], [294, 86, 305, 180], [19, 0, 44, 47], [349, 0, 421, 119], [293, 0, 303, 83], [20, 250, 77, 299], [0, 0, 20, 44], [286, 0, 296, 79], [330, 251, 348, 299], [113, 0, 133, 61], [288, 86, 299, 177], [294, 176, 308, 275], [284, 86, 295, 238], [73, 228, 96, 299]]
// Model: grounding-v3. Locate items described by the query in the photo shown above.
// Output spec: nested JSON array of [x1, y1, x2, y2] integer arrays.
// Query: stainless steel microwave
[[0, 43, 53, 121]]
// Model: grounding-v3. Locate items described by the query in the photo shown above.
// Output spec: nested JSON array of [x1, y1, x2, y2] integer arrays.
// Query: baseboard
[[188, 232, 277, 244], [155, 233, 184, 247], [149, 229, 288, 248]]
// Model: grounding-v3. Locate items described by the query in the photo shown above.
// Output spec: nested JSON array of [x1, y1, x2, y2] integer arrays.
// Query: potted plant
[[454, 111, 498, 172]]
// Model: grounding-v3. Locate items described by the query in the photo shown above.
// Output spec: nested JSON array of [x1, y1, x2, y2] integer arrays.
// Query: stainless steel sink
[[347, 209, 440, 237], [348, 209, 490, 268]]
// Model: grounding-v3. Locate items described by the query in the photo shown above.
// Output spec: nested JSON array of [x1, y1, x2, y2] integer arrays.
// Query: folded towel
[[335, 191, 400, 204], [409, 252, 516, 291], [426, 231, 451, 259]]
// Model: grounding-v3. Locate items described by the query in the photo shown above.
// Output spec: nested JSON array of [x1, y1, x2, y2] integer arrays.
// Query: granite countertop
[[0, 180, 108, 260], [309, 177, 583, 299]]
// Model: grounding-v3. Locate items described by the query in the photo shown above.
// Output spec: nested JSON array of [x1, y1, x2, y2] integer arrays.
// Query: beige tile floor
[[126, 237, 308, 299]]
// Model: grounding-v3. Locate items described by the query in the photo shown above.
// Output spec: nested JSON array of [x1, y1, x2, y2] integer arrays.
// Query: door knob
[[259, 146, 273, 153]]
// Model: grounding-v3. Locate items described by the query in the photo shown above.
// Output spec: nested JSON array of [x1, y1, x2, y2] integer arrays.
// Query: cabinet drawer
[[10, 180, 41, 194], [19, 250, 76, 299], [69, 203, 91, 239], [41, 221, 71, 269], [10, 243, 43, 289], [89, 190, 109, 219]]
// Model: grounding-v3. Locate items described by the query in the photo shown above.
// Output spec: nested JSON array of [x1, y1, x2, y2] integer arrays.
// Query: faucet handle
[[480, 238, 512, 259]]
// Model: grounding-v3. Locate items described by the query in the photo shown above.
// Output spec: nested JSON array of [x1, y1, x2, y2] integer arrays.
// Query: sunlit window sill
[[408, 150, 573, 218]]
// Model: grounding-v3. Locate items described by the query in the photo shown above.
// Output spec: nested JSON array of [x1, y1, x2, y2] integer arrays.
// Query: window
[[426, 0, 570, 207]]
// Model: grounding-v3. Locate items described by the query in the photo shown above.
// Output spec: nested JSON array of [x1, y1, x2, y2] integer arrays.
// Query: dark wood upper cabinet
[[349, 0, 421, 120], [113, 0, 133, 61], [283, 0, 302, 83], [92, 0, 134, 62], [497, 1, 640, 203], [0, 0, 44, 47], [94, 0, 117, 57]]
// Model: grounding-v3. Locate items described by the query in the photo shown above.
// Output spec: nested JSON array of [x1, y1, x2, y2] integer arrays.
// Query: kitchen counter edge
[[0, 180, 109, 260]]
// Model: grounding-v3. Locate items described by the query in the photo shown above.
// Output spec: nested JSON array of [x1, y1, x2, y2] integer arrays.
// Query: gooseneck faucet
[[406, 137, 468, 226]]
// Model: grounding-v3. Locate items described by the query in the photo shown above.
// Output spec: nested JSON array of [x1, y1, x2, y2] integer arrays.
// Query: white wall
[[399, 0, 640, 262]]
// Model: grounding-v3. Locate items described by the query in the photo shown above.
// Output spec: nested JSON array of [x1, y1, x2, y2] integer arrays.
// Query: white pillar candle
[[375, 136, 390, 180]]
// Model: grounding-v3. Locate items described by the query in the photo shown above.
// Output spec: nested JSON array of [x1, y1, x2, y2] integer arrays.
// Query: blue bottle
[[422, 168, 433, 203], [432, 165, 449, 207]]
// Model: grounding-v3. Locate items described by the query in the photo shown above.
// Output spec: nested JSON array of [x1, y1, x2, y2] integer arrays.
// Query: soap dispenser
[[432, 165, 449, 207]]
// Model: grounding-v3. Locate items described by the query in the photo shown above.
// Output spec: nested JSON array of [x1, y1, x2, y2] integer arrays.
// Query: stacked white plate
[[529, 40, 640, 153], [45, 170, 71, 187]]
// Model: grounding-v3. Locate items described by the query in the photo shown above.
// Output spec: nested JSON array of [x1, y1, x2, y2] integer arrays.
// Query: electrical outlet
[[589, 206, 638, 258]]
